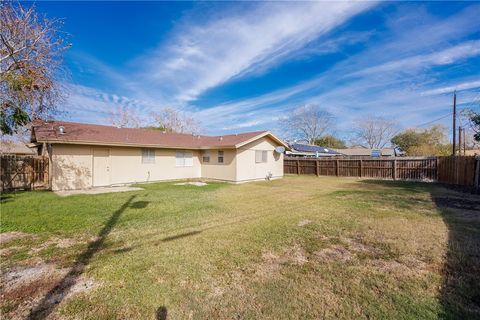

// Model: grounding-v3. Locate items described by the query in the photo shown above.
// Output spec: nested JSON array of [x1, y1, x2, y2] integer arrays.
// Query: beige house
[[31, 121, 288, 191]]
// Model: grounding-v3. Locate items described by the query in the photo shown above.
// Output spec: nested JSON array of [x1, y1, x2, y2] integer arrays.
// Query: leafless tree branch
[[281, 104, 334, 144]]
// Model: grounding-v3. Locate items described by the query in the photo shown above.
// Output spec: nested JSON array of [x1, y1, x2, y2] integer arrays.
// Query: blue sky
[[36, 1, 480, 139]]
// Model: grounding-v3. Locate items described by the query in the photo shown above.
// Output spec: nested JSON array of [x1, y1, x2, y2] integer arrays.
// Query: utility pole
[[463, 127, 466, 155], [458, 126, 462, 156], [452, 91, 457, 156]]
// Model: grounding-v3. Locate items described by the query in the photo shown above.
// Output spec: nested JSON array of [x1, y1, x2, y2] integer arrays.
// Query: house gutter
[[34, 139, 238, 150]]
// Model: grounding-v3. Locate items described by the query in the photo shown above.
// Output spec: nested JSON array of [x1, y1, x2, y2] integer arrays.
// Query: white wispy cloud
[[61, 2, 480, 138], [142, 1, 376, 103], [349, 40, 480, 77], [421, 80, 480, 96]]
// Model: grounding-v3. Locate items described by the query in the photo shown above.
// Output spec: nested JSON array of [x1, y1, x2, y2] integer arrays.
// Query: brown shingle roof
[[32, 120, 279, 149], [0, 141, 36, 155]]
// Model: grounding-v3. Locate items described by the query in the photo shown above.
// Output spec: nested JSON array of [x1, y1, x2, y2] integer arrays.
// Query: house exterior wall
[[236, 137, 284, 182], [50, 136, 284, 190], [52, 144, 93, 190], [200, 149, 237, 181], [108, 147, 201, 185], [51, 144, 202, 190]]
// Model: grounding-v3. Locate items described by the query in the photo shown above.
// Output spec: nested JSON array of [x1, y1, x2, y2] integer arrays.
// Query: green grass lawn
[[1, 176, 479, 319]]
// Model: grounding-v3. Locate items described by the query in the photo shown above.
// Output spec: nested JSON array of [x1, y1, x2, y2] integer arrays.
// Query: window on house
[[202, 150, 210, 163], [255, 150, 268, 163], [176, 151, 193, 167], [218, 150, 224, 164], [142, 148, 155, 164]]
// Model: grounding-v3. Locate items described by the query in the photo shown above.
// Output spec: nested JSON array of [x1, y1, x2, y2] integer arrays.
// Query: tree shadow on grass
[[161, 230, 202, 242], [27, 195, 137, 320], [156, 306, 168, 320], [360, 180, 480, 319], [0, 193, 13, 203]]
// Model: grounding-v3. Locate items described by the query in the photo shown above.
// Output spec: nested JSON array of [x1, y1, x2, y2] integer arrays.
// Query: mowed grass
[[1, 176, 479, 319]]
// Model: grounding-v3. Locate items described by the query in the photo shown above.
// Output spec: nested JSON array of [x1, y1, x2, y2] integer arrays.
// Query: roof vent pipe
[[58, 126, 65, 134]]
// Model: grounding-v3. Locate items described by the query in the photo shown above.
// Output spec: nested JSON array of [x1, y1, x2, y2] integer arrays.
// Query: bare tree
[[149, 107, 201, 134], [1, 1, 70, 134], [461, 107, 480, 147], [282, 104, 334, 144], [352, 116, 397, 148], [108, 106, 142, 128]]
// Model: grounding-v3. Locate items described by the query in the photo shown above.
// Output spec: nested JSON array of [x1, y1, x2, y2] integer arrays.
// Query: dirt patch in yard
[[0, 263, 99, 319], [28, 236, 82, 256], [314, 245, 354, 263], [256, 244, 308, 280], [340, 236, 383, 256], [297, 219, 312, 227], [0, 232, 31, 245]]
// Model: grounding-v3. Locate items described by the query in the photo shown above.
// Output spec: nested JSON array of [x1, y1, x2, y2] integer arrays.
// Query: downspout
[[45, 143, 53, 190]]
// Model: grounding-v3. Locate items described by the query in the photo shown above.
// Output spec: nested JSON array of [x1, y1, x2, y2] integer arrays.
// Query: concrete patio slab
[[55, 186, 143, 197], [174, 182, 208, 186]]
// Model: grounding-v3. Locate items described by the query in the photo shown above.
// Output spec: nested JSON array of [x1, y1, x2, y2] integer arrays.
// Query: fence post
[[335, 159, 339, 177], [297, 160, 300, 175], [316, 160, 319, 177], [30, 157, 34, 190], [392, 159, 397, 180], [359, 159, 362, 178], [474, 157, 479, 191]]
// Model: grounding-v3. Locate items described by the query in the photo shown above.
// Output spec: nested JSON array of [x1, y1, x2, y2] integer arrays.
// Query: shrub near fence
[[285, 156, 480, 190], [1, 155, 49, 192]]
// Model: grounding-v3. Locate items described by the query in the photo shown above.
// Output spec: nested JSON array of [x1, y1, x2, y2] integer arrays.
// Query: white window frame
[[217, 150, 224, 164], [255, 150, 268, 163], [142, 148, 155, 164], [176, 150, 193, 167]]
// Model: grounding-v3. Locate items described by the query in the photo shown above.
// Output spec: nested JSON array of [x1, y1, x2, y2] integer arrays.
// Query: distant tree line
[[108, 106, 201, 134], [281, 103, 480, 156]]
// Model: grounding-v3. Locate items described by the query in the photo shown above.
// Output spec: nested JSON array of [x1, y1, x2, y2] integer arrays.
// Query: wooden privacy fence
[[285, 156, 480, 190], [1, 155, 49, 192], [437, 156, 478, 188]]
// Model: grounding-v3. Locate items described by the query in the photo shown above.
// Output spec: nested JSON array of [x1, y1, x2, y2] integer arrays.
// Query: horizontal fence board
[[285, 156, 479, 191]]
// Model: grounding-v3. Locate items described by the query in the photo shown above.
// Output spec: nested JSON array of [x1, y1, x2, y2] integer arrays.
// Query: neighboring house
[[31, 120, 289, 190], [465, 149, 480, 156], [286, 143, 340, 157], [334, 147, 397, 158], [0, 141, 36, 156]]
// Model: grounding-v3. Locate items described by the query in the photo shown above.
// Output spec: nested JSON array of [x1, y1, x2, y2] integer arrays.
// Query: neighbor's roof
[[32, 120, 288, 149], [0, 141, 36, 155], [289, 143, 339, 155], [334, 148, 395, 156]]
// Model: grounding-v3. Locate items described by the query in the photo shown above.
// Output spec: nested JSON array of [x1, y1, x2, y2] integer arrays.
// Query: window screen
[[202, 150, 210, 163], [255, 150, 268, 163], [262, 150, 268, 162], [176, 151, 193, 167], [218, 150, 224, 163], [142, 149, 155, 164], [184, 151, 193, 166]]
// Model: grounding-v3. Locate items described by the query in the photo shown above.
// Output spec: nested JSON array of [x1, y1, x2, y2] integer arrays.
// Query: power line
[[414, 113, 451, 128], [410, 99, 479, 129]]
